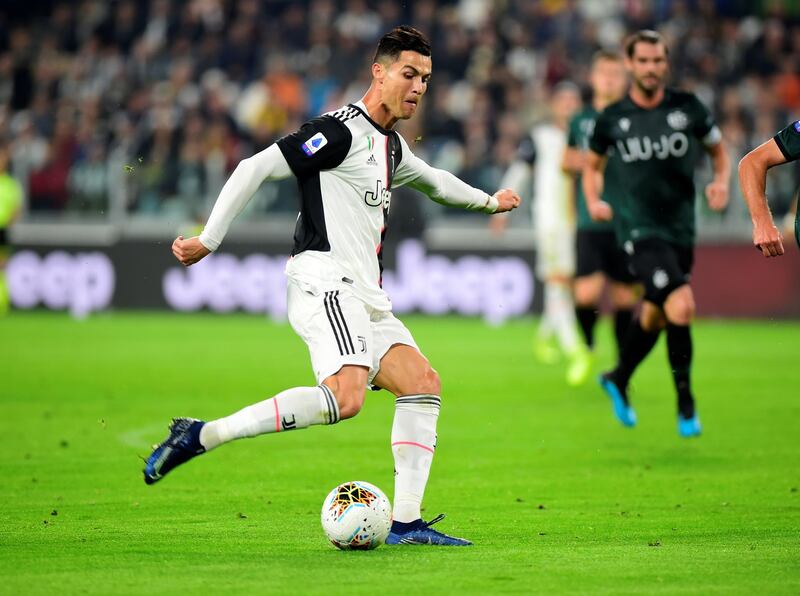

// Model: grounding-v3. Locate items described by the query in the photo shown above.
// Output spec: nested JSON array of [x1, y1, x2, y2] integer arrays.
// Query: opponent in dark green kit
[[738, 121, 800, 255], [563, 50, 637, 374], [583, 30, 731, 437]]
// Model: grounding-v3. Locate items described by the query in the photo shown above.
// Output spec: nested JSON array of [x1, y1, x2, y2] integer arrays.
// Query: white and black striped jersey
[[276, 100, 493, 311], [199, 100, 497, 312]]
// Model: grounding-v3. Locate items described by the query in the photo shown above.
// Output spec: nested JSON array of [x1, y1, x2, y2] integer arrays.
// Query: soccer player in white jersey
[[498, 83, 586, 385], [143, 26, 521, 546]]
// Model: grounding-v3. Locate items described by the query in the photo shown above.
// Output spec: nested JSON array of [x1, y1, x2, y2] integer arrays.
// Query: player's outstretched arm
[[172, 144, 293, 267], [738, 139, 787, 258], [582, 151, 612, 222], [395, 147, 520, 214]]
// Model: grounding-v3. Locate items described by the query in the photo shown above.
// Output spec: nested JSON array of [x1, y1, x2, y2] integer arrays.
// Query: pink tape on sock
[[392, 441, 434, 454]]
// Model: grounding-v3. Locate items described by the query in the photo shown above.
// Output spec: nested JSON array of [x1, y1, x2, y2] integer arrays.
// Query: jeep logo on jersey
[[615, 132, 689, 163], [302, 132, 328, 156], [667, 110, 689, 130], [364, 179, 391, 209]]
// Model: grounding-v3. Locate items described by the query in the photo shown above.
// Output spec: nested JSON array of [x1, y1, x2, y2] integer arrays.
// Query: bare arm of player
[[704, 142, 731, 213], [738, 139, 787, 258], [172, 144, 293, 267], [582, 151, 611, 222], [561, 147, 585, 175]]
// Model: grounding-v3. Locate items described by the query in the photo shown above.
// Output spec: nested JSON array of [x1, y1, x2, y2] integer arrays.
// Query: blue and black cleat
[[143, 417, 206, 485], [678, 414, 702, 438], [385, 514, 472, 546], [599, 373, 637, 427]]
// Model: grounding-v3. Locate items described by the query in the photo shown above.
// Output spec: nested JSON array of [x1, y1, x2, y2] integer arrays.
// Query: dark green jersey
[[589, 88, 720, 246], [569, 107, 611, 232], [772, 122, 800, 248], [773, 121, 800, 162]]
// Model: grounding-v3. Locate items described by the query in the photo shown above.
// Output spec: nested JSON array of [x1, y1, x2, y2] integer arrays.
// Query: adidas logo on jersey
[[366, 154, 378, 166]]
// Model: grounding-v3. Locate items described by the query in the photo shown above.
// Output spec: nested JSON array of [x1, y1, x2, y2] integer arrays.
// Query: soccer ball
[[321, 481, 392, 550]]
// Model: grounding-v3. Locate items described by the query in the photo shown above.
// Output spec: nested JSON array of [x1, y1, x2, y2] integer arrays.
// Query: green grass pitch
[[1, 312, 799, 594]]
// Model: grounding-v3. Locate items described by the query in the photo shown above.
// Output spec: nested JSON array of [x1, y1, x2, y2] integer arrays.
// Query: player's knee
[[666, 302, 694, 326], [640, 303, 666, 332], [664, 289, 695, 325]]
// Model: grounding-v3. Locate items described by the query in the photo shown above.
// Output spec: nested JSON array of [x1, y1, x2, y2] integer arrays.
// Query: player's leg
[[574, 271, 605, 351], [609, 281, 638, 356], [573, 230, 607, 353], [198, 365, 365, 451], [143, 281, 370, 484], [663, 283, 701, 436], [600, 239, 674, 426], [370, 316, 470, 546], [600, 300, 664, 426]]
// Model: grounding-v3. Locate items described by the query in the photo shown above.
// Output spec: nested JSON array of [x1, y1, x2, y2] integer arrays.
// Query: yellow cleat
[[566, 345, 593, 386], [534, 337, 561, 365]]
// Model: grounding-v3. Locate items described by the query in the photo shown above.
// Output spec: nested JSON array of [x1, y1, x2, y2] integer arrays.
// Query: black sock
[[391, 519, 423, 533], [613, 320, 660, 390], [576, 306, 598, 348], [666, 323, 694, 418], [614, 309, 634, 357]]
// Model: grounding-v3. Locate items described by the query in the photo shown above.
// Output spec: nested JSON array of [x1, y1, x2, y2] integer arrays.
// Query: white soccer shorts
[[287, 278, 419, 384], [536, 226, 576, 279]]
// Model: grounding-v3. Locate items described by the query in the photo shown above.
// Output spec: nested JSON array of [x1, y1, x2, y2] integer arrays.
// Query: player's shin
[[198, 385, 340, 450], [666, 323, 694, 418], [612, 319, 660, 390], [613, 309, 634, 355], [576, 306, 598, 348], [391, 394, 440, 523]]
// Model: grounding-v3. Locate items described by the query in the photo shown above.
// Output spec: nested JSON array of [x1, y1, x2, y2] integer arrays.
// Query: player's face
[[591, 58, 626, 103], [626, 42, 668, 95], [379, 50, 432, 120]]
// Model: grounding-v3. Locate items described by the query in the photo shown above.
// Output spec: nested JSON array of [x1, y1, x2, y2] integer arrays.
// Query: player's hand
[[588, 200, 613, 222], [752, 217, 785, 258], [493, 188, 521, 213], [172, 235, 211, 266], [705, 180, 729, 212]]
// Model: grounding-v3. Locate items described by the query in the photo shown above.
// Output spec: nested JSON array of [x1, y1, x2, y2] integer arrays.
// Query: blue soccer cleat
[[143, 417, 206, 485], [678, 414, 702, 438], [385, 514, 472, 546], [599, 373, 637, 427]]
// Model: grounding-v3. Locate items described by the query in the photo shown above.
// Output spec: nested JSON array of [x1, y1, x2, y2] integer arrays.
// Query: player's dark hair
[[624, 30, 669, 58], [373, 26, 432, 64], [592, 49, 622, 65]]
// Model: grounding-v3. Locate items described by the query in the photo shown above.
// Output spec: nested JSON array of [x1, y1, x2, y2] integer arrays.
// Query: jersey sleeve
[[689, 95, 722, 147], [773, 121, 800, 162], [393, 134, 497, 213], [588, 111, 612, 155], [276, 115, 352, 178]]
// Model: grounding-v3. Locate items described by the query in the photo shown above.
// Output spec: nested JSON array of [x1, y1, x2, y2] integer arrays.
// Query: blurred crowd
[[1, 0, 799, 235]]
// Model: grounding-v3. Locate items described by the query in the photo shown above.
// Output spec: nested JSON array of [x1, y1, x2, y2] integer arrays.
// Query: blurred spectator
[[0, 0, 797, 239]]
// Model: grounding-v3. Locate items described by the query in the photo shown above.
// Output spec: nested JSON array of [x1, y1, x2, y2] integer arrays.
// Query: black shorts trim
[[575, 229, 635, 283]]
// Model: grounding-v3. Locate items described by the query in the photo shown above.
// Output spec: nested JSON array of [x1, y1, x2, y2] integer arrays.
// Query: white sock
[[391, 394, 440, 523], [545, 282, 579, 354], [198, 385, 340, 450]]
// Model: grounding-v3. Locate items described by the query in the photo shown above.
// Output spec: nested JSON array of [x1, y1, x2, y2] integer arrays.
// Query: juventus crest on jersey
[[276, 101, 416, 311]]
